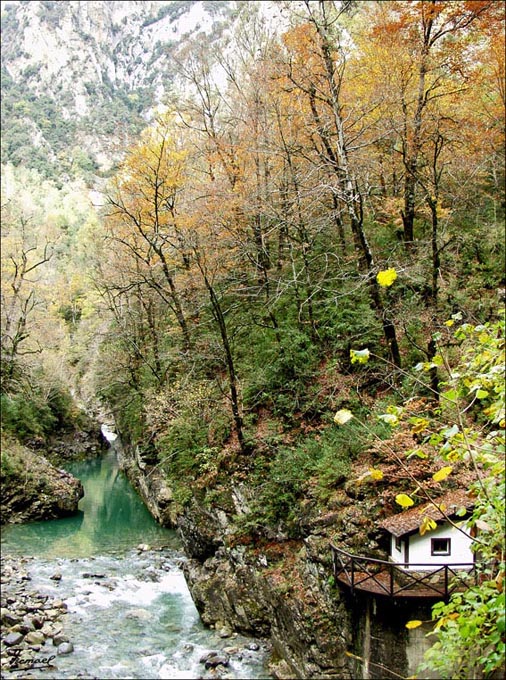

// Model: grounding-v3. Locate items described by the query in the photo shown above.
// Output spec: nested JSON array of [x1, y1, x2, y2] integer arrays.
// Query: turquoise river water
[[1, 437, 271, 679]]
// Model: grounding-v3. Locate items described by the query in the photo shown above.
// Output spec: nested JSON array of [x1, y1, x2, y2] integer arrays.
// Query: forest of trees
[[94, 0, 504, 457], [1, 1, 504, 677]]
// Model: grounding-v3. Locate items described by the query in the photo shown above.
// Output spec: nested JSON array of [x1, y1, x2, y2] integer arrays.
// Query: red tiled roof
[[379, 489, 474, 538]]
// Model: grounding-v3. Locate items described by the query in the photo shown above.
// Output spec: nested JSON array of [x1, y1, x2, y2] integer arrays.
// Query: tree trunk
[[202, 270, 245, 452], [309, 5, 402, 367]]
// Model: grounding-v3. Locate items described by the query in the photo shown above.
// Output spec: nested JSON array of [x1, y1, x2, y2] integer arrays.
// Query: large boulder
[[1, 445, 84, 524]]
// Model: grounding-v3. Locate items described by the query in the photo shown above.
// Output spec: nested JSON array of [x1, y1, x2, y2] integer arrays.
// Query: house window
[[395, 536, 402, 552], [431, 538, 451, 556]]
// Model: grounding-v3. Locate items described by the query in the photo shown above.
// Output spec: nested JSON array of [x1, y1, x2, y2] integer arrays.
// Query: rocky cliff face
[[119, 443, 436, 679], [0, 0, 284, 177], [2, 0, 226, 108], [0, 446, 84, 524], [0, 418, 106, 524]]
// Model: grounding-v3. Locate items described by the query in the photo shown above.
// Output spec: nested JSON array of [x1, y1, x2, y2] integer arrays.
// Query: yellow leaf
[[376, 268, 398, 287], [406, 620, 423, 629], [432, 466, 453, 483], [350, 348, 370, 364], [411, 418, 429, 434], [368, 468, 384, 481], [334, 409, 353, 425], [419, 516, 437, 536], [396, 493, 415, 508], [436, 613, 460, 629], [445, 319, 454, 327]]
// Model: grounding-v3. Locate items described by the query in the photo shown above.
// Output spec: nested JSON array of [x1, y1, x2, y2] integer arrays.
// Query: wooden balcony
[[330, 544, 477, 600]]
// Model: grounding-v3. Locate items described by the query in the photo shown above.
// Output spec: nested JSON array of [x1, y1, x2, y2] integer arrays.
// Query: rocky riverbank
[[0, 447, 85, 525], [0, 547, 272, 680], [118, 445, 357, 678], [0, 555, 74, 677], [1, 423, 106, 525], [118, 441, 440, 680]]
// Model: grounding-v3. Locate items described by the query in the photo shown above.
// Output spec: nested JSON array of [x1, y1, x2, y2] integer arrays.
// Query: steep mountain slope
[[1, 0, 268, 179]]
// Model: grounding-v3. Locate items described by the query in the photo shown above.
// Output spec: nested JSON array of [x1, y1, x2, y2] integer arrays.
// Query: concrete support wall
[[351, 593, 438, 680]]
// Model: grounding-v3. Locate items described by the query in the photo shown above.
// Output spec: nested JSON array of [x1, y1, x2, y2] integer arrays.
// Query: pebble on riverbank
[[1, 555, 73, 676]]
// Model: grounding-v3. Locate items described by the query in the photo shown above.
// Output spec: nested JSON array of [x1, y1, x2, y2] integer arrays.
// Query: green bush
[[0, 392, 54, 440], [0, 448, 24, 485], [158, 416, 208, 469], [317, 292, 381, 356], [0, 382, 76, 441], [242, 323, 319, 419]]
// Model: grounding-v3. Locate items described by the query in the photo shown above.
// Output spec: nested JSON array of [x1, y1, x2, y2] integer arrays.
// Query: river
[[0, 436, 271, 679]]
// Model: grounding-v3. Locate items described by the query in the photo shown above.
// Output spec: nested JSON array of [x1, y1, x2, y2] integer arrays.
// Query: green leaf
[[407, 448, 428, 460], [441, 389, 458, 403]]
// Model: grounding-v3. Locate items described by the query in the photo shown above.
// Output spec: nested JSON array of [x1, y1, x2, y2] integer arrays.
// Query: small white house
[[379, 490, 475, 571]]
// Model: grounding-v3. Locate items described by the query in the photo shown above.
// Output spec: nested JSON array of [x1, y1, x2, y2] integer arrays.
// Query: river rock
[[41, 623, 61, 637], [25, 630, 46, 645], [8, 624, 23, 633], [3, 631, 24, 646], [223, 646, 240, 655], [57, 641, 74, 655], [31, 615, 44, 629], [204, 653, 230, 669], [1, 609, 19, 626], [22, 615, 36, 631], [125, 608, 152, 620], [52, 632, 69, 645]]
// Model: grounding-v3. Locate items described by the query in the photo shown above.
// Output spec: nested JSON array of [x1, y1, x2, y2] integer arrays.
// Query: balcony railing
[[330, 544, 477, 599]]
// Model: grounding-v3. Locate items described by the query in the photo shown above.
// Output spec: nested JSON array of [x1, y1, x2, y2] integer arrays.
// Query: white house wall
[[389, 522, 474, 570], [391, 535, 406, 564]]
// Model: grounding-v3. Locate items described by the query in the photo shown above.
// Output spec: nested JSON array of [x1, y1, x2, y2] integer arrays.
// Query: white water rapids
[[14, 550, 270, 679], [1, 435, 271, 679]]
